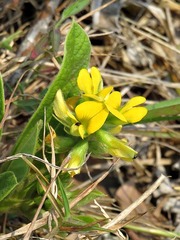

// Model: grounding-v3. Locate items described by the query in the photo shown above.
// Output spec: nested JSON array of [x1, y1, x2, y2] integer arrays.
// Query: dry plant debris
[[0, 0, 180, 239]]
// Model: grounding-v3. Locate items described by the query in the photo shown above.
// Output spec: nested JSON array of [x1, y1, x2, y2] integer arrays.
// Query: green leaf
[[0, 73, 5, 136], [7, 120, 43, 182], [141, 98, 180, 123], [12, 22, 91, 155], [56, 0, 90, 28], [0, 172, 18, 201], [52, 0, 90, 53], [14, 98, 40, 114]]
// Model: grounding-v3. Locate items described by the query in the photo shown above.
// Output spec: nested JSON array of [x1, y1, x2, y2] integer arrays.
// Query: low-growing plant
[[0, 2, 180, 238]]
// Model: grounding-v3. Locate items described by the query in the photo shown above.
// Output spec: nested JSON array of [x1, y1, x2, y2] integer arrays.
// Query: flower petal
[[53, 89, 68, 118], [105, 91, 121, 109], [66, 96, 80, 111], [75, 101, 109, 134], [66, 111, 78, 122], [98, 86, 113, 99], [78, 124, 87, 139], [77, 69, 92, 94], [53, 89, 75, 126], [70, 123, 87, 139], [75, 101, 103, 121], [90, 67, 103, 93], [83, 93, 101, 101], [123, 107, 148, 123], [121, 96, 146, 113], [106, 104, 127, 122], [87, 108, 109, 134]]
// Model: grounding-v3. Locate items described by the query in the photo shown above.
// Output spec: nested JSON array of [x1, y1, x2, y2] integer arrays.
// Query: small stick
[[103, 174, 166, 229]]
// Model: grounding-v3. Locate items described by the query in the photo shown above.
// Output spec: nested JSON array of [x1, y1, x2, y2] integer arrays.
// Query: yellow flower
[[120, 96, 148, 123], [54, 68, 148, 139], [53, 89, 76, 127], [53, 89, 86, 138], [77, 67, 103, 95], [76, 67, 127, 135]]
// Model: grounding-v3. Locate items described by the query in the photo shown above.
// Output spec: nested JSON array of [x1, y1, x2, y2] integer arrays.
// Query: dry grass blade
[[23, 138, 61, 240], [69, 161, 116, 209], [103, 174, 167, 230], [18, 0, 62, 56], [22, 172, 60, 240], [60, 0, 118, 33], [77, 0, 117, 24], [0, 70, 28, 129], [0, 212, 49, 240], [0, 153, 62, 169]]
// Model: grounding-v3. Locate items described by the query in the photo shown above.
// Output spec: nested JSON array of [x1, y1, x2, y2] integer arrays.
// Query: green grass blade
[[0, 31, 21, 50], [125, 224, 180, 238], [141, 97, 180, 123], [57, 178, 70, 219], [123, 128, 180, 139], [0, 73, 5, 137]]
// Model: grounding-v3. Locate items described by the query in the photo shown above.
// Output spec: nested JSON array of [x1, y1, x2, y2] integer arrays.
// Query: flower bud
[[65, 140, 89, 176], [95, 129, 137, 161]]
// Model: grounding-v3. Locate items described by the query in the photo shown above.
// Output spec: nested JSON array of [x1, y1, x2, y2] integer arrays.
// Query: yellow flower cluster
[[53, 67, 147, 175], [54, 67, 147, 138]]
